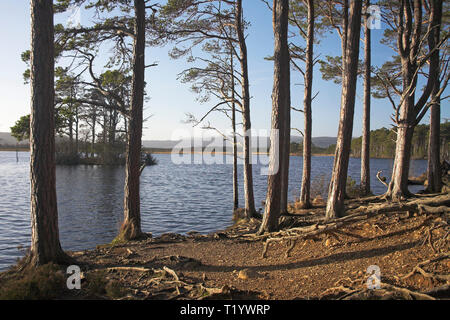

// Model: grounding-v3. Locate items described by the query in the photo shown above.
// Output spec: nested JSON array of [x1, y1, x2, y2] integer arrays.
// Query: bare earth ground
[[0, 190, 448, 300], [58, 193, 450, 300]]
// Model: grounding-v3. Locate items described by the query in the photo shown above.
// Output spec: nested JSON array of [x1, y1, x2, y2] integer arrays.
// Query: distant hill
[[291, 136, 337, 149], [0, 132, 338, 150], [0, 132, 28, 147], [143, 136, 338, 150]]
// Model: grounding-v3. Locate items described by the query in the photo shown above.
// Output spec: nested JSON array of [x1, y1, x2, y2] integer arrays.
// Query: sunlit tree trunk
[[326, 0, 363, 219], [361, 0, 371, 196], [426, 0, 443, 194], [120, 0, 145, 240], [279, 112, 290, 214], [387, 0, 442, 200], [230, 50, 239, 211], [90, 107, 97, 158], [299, 0, 315, 209], [427, 89, 441, 193], [259, 0, 290, 234], [341, 0, 349, 75], [235, 0, 256, 218], [29, 0, 72, 266]]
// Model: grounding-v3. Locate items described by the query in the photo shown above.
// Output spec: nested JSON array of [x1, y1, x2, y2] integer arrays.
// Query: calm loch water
[[0, 151, 427, 270]]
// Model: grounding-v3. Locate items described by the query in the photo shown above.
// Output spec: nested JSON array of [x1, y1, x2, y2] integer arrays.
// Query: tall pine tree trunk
[[258, 0, 290, 234], [120, 0, 145, 240], [361, 0, 372, 196], [279, 104, 290, 214], [341, 0, 349, 75], [235, 0, 256, 218], [427, 89, 441, 193], [29, 0, 72, 266], [91, 108, 96, 158], [326, 0, 363, 219], [230, 50, 239, 211], [426, 0, 443, 194], [299, 0, 315, 209]]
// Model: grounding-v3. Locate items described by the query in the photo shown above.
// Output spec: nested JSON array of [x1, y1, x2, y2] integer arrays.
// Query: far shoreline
[[0, 148, 429, 160]]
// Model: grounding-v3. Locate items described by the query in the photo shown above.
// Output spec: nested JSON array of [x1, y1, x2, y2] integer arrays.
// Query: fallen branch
[[101, 266, 151, 273], [163, 266, 180, 282]]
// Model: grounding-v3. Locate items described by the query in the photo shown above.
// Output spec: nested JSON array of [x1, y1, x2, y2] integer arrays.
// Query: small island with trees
[[0, 0, 449, 305]]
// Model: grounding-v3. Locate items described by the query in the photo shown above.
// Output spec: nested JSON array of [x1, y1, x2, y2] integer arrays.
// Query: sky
[[0, 1, 448, 141]]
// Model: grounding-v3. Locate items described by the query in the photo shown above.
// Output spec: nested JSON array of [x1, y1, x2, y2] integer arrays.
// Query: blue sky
[[0, 1, 448, 141]]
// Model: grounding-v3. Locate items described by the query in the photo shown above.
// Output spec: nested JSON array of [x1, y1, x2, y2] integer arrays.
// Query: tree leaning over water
[[28, 0, 74, 266]]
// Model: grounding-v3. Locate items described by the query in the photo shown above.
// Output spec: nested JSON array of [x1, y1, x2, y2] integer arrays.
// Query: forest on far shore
[[4, 122, 449, 161], [291, 122, 450, 159]]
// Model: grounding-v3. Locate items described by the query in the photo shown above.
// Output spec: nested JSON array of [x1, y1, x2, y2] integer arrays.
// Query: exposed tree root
[[320, 282, 438, 300], [401, 253, 450, 282], [423, 284, 450, 298], [379, 283, 436, 300], [260, 193, 450, 258]]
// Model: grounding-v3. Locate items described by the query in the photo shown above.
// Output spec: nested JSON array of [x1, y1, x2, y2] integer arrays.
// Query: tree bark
[[279, 106, 290, 214], [426, 0, 443, 193], [230, 49, 239, 211], [427, 88, 441, 193], [90, 107, 96, 158], [326, 0, 363, 219], [235, 0, 256, 218], [120, 0, 145, 240], [361, 0, 372, 196], [387, 0, 442, 200], [29, 0, 72, 266], [341, 0, 349, 75], [258, 0, 290, 234], [299, 0, 315, 209]]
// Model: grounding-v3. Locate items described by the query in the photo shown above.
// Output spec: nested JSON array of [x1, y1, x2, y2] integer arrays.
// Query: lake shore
[[1, 191, 449, 300]]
